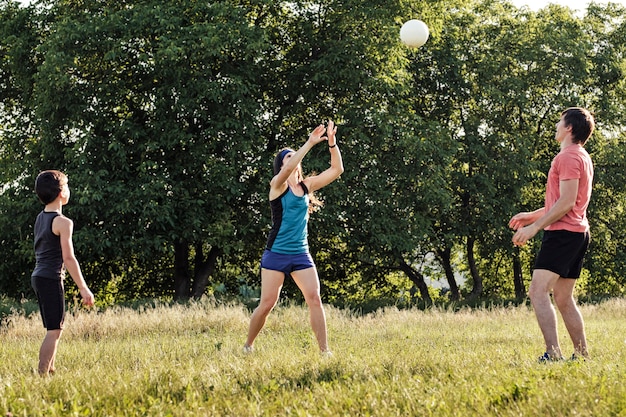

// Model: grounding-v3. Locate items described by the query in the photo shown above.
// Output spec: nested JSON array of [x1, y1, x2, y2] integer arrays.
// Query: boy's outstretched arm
[[54, 216, 95, 306]]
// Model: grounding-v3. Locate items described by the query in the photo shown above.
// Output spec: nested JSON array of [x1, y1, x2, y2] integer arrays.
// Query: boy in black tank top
[[31, 170, 94, 375]]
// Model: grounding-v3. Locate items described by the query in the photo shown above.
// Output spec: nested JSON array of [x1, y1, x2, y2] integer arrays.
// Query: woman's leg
[[291, 267, 329, 352], [244, 269, 285, 349]]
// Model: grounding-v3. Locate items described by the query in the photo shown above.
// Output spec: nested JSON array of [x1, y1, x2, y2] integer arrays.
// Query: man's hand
[[512, 224, 539, 247]]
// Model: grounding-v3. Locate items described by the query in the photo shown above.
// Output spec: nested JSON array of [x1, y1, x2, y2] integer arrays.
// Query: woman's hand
[[308, 124, 327, 145], [327, 120, 337, 147]]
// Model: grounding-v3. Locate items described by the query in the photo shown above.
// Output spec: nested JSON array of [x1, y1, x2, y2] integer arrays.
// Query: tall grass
[[1, 298, 625, 416]]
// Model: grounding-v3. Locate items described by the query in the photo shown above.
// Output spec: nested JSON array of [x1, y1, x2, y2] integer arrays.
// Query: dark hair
[[271, 148, 323, 213], [35, 170, 67, 205], [562, 107, 595, 145], [273, 148, 295, 176]]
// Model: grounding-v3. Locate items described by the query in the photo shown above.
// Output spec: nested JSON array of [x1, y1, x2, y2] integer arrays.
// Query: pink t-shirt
[[544, 144, 593, 232]]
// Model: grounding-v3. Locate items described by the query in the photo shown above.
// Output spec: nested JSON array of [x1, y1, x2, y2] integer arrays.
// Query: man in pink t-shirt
[[509, 107, 595, 362]]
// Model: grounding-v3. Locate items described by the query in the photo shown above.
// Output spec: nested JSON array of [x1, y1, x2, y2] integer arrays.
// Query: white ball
[[400, 19, 429, 48]]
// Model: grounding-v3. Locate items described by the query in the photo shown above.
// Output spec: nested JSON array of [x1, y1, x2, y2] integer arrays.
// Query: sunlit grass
[[1, 298, 625, 416]]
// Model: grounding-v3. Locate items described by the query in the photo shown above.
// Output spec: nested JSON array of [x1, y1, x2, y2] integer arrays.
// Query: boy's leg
[[32, 277, 65, 374], [291, 267, 329, 352], [528, 268, 562, 358], [553, 278, 588, 357], [39, 329, 62, 375]]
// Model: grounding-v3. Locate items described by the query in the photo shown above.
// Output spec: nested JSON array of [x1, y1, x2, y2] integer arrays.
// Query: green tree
[[579, 2, 626, 297], [0, 1, 48, 297], [5, 0, 275, 300], [2, 0, 626, 305], [407, 0, 626, 301]]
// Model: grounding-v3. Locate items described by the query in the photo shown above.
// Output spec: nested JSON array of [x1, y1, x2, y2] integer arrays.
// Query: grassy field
[[1, 298, 625, 416]]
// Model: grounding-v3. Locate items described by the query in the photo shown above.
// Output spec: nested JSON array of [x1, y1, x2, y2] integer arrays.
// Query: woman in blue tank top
[[244, 120, 344, 354]]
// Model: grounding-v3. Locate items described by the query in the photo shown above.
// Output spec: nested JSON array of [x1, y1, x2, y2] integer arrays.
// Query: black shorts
[[534, 230, 590, 279], [31, 276, 65, 330]]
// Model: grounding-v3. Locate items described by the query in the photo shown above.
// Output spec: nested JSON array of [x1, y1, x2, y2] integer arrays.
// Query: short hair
[[562, 107, 595, 145], [35, 170, 67, 205]]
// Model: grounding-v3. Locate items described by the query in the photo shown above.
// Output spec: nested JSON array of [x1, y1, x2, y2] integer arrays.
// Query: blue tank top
[[265, 183, 310, 254], [31, 211, 64, 280]]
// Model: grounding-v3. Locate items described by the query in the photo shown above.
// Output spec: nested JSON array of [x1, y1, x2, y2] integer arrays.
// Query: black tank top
[[31, 211, 64, 280]]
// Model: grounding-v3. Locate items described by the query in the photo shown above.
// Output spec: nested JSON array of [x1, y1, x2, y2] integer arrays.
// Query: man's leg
[[553, 278, 588, 357], [528, 269, 562, 358]]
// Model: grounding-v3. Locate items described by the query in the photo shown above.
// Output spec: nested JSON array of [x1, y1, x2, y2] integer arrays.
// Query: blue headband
[[279, 149, 294, 163]]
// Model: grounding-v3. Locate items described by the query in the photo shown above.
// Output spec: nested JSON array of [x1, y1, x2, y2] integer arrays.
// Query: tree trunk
[[173, 240, 190, 300], [191, 245, 221, 299], [436, 246, 460, 301], [467, 236, 482, 298], [513, 249, 526, 301], [399, 260, 432, 305]]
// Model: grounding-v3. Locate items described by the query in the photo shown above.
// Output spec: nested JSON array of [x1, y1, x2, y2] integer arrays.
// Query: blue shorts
[[31, 276, 65, 330], [261, 250, 315, 274], [534, 230, 590, 279]]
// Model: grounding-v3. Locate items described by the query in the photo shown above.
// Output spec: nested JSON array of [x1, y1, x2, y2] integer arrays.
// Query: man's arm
[[512, 179, 578, 246]]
